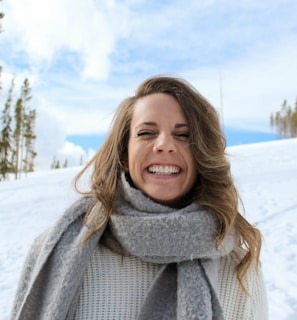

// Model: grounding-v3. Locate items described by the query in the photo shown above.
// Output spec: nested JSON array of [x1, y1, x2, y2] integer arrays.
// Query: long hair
[[74, 75, 262, 287]]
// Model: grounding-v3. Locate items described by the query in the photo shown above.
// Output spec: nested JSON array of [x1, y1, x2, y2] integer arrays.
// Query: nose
[[153, 133, 176, 153]]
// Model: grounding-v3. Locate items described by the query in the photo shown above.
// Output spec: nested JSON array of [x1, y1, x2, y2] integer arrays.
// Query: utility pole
[[219, 69, 224, 129]]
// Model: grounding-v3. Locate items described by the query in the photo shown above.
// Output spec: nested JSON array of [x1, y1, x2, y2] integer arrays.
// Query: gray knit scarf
[[107, 173, 236, 320]]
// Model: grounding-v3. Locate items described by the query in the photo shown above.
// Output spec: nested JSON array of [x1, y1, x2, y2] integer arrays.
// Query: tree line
[[0, 4, 37, 181], [50, 154, 85, 170], [270, 99, 297, 138], [0, 77, 37, 181]]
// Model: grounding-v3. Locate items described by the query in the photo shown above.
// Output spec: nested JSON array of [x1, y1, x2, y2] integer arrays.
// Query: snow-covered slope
[[1, 138, 297, 320]]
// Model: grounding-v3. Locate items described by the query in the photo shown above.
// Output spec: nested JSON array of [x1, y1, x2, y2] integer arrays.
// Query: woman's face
[[128, 93, 197, 206]]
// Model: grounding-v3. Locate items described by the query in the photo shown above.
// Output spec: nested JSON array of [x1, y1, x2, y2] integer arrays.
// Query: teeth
[[148, 165, 180, 175]]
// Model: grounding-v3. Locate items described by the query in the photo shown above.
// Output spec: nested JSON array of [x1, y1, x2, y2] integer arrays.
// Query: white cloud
[[34, 107, 67, 169], [2, 0, 129, 80], [183, 35, 297, 132], [33, 79, 132, 135], [34, 104, 99, 169]]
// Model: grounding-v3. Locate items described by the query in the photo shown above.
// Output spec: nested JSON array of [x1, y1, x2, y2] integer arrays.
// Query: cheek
[[127, 143, 142, 176], [128, 140, 150, 166], [184, 147, 195, 169], [186, 153, 197, 185]]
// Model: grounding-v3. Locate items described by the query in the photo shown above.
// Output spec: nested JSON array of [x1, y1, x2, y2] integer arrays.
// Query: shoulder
[[55, 196, 95, 228], [27, 196, 94, 252], [12, 197, 99, 319], [18, 196, 94, 279], [18, 196, 94, 277], [34, 196, 95, 254], [218, 248, 268, 320]]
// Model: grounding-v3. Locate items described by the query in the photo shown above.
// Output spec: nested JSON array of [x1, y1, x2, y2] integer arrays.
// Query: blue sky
[[1, 0, 296, 168]]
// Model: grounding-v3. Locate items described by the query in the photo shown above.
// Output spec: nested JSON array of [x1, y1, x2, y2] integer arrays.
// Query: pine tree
[[0, 79, 14, 180], [51, 156, 57, 169], [24, 109, 37, 173], [269, 112, 274, 127], [19, 79, 32, 177], [292, 100, 297, 137], [50, 156, 62, 169], [271, 98, 297, 139], [12, 98, 23, 179], [63, 159, 68, 168], [11, 78, 37, 178]]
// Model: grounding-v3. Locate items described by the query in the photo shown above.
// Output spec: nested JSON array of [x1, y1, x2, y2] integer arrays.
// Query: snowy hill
[[1, 138, 297, 320]]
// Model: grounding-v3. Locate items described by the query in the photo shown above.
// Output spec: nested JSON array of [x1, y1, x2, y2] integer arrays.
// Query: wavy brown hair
[[74, 75, 262, 287]]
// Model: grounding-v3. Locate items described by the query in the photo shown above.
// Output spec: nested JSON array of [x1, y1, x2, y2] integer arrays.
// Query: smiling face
[[128, 93, 197, 207]]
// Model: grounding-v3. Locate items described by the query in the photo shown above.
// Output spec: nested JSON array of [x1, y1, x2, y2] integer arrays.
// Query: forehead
[[131, 93, 187, 124]]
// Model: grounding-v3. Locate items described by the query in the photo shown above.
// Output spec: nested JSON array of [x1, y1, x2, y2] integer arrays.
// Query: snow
[[1, 138, 297, 320]]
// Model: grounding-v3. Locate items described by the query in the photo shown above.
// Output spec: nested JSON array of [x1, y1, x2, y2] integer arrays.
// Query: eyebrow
[[175, 123, 189, 129], [135, 122, 189, 129]]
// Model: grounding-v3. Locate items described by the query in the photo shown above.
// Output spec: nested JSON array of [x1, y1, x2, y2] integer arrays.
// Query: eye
[[175, 132, 190, 141], [137, 130, 156, 137]]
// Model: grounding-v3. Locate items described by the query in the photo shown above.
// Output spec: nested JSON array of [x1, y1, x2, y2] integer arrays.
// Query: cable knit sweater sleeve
[[10, 230, 49, 319], [249, 263, 268, 319], [218, 248, 268, 320]]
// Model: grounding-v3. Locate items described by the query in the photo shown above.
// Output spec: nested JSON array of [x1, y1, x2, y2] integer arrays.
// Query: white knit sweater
[[74, 245, 267, 320]]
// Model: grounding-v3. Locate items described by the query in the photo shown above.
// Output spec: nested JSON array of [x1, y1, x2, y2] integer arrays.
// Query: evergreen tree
[[269, 112, 274, 127], [63, 159, 68, 168], [0, 79, 14, 180], [10, 78, 37, 178], [271, 98, 297, 138], [51, 156, 57, 169], [12, 98, 23, 179], [24, 109, 37, 173], [19, 79, 32, 177], [290, 99, 297, 137], [50, 156, 62, 170], [291, 101, 297, 138]]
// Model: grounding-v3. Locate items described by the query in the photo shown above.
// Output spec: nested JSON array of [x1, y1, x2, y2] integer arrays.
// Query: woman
[[11, 76, 267, 320]]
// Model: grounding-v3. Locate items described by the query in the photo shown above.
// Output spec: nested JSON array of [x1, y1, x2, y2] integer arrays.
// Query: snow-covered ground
[[1, 138, 297, 319]]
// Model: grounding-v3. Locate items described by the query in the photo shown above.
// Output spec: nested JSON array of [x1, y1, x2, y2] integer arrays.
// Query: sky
[[1, 138, 297, 319], [1, 0, 297, 168]]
